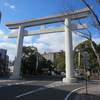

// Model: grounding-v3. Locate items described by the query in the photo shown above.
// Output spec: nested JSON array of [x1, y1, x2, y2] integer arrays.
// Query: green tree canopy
[[74, 40, 100, 71], [55, 53, 65, 72], [21, 46, 53, 75], [21, 46, 38, 75]]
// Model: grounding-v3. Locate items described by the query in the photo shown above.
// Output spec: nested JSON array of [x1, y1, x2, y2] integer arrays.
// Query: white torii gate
[[5, 7, 92, 82]]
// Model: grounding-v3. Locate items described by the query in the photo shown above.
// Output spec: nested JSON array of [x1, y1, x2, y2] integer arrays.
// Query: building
[[0, 49, 7, 59], [0, 49, 9, 75], [41, 50, 65, 74], [41, 50, 65, 61]]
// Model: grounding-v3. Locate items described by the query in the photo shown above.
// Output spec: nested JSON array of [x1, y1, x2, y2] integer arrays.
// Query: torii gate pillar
[[9, 26, 24, 80], [63, 17, 77, 83]]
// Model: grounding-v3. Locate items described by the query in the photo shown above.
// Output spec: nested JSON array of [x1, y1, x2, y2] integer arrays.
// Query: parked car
[[48, 71, 56, 76], [76, 73, 84, 76], [51, 71, 56, 76], [61, 72, 66, 76]]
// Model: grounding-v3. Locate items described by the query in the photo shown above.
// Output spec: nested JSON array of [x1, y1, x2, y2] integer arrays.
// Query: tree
[[46, 60, 53, 70], [60, 0, 100, 66], [74, 40, 100, 71], [56, 61, 65, 72], [81, 0, 100, 29], [36, 53, 46, 74], [21, 46, 38, 76], [21, 46, 53, 75], [55, 53, 65, 72]]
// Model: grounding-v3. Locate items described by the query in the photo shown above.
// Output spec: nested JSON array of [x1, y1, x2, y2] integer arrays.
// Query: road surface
[[0, 78, 99, 100]]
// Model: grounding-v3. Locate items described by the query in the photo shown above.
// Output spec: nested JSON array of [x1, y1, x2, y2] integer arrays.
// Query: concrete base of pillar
[[63, 77, 77, 83], [9, 75, 22, 80]]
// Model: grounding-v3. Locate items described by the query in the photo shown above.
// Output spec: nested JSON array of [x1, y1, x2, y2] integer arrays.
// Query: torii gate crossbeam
[[5, 7, 92, 83]]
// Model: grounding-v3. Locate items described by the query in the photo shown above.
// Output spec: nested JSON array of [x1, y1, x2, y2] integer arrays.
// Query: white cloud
[[5, 3, 15, 11], [0, 43, 16, 54], [24, 36, 33, 42], [3, 35, 8, 41], [23, 43, 33, 47], [37, 32, 65, 45], [0, 30, 9, 41], [2, 39, 17, 61], [36, 32, 65, 53], [72, 33, 86, 48], [0, 30, 4, 35], [9, 54, 15, 61], [0, 42, 16, 61], [33, 43, 52, 54], [0, 34, 9, 41], [92, 38, 100, 44], [36, 32, 86, 53], [10, 29, 18, 33]]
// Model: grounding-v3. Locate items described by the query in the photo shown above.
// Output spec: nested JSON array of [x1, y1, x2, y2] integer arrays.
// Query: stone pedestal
[[63, 78, 77, 83]]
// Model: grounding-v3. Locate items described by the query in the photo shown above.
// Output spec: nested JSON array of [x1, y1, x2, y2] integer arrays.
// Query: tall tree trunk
[[90, 39, 100, 66]]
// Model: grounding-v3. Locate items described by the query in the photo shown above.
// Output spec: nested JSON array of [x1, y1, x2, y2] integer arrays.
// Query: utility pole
[[78, 52, 80, 74]]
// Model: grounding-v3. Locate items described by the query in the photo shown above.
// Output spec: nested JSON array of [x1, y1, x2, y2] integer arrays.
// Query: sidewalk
[[76, 81, 100, 100]]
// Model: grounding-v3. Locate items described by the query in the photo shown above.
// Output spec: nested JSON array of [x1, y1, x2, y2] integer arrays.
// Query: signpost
[[83, 52, 90, 94]]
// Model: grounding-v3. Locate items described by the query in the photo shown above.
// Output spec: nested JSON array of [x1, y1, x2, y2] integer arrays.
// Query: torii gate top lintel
[[5, 7, 92, 29]]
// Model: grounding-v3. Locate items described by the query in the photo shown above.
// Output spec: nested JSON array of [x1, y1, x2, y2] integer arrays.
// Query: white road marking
[[8, 84, 12, 86], [15, 87, 47, 98], [15, 82, 59, 98], [0, 80, 14, 82], [64, 86, 86, 100], [15, 83, 19, 85], [15, 81, 78, 98], [15, 81, 98, 99], [21, 82, 25, 84], [0, 81, 37, 88]]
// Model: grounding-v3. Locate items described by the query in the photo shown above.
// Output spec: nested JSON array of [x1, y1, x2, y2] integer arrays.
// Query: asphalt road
[[0, 78, 98, 100]]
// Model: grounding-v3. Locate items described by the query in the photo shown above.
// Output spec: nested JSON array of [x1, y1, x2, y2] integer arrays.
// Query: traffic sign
[[86, 60, 89, 66], [86, 66, 90, 69], [82, 58, 89, 60], [82, 52, 89, 58]]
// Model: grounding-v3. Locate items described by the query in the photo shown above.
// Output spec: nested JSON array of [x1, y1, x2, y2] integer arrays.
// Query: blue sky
[[0, 0, 100, 61]]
